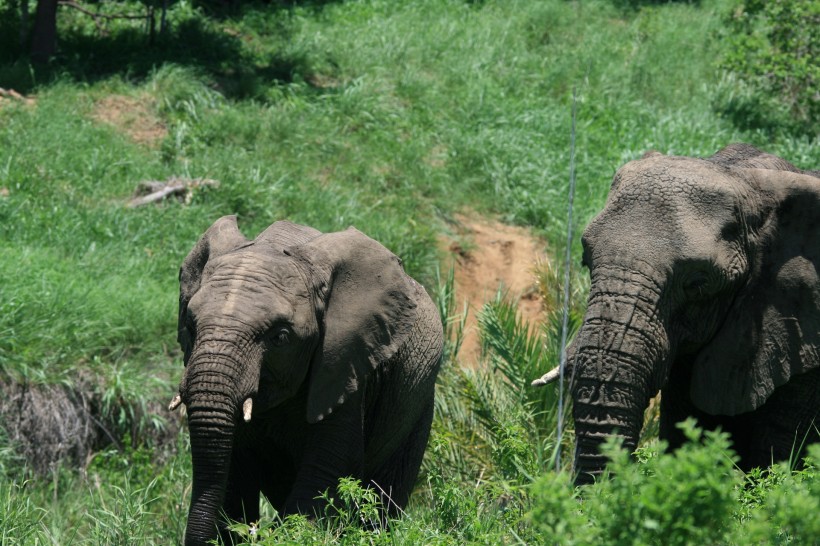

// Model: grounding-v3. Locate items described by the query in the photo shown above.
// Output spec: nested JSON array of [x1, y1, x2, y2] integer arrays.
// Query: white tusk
[[168, 393, 183, 411], [243, 398, 253, 422], [531, 366, 561, 387]]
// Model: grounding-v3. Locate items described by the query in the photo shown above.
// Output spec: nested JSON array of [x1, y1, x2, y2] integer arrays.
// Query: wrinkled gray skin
[[172, 217, 443, 545], [541, 144, 820, 485]]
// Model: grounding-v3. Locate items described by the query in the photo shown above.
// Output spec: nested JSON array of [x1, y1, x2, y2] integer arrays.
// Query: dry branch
[[0, 378, 182, 475], [127, 177, 219, 207]]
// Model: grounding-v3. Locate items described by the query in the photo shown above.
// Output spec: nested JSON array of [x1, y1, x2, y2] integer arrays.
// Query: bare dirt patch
[[441, 215, 548, 367], [92, 94, 167, 147], [0, 87, 36, 109]]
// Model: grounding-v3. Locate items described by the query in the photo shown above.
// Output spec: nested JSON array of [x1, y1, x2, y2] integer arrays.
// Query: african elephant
[[534, 144, 820, 484], [169, 216, 444, 545]]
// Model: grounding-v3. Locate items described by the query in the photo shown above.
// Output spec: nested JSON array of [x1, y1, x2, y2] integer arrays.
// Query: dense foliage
[[720, 0, 819, 134], [0, 0, 818, 543]]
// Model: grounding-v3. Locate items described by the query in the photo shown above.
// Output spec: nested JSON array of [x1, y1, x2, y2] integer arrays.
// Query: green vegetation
[[1, 0, 818, 543], [720, 0, 819, 135]]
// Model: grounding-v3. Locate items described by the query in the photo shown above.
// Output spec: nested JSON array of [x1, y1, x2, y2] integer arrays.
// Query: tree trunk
[[30, 0, 58, 62], [20, 0, 30, 49]]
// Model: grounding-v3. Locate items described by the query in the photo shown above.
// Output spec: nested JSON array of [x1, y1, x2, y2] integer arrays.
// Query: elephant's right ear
[[707, 143, 806, 174], [288, 228, 419, 424], [690, 169, 820, 415], [177, 215, 248, 363]]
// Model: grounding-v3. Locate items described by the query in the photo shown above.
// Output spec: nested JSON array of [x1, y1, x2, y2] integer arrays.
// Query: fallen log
[[127, 177, 219, 207]]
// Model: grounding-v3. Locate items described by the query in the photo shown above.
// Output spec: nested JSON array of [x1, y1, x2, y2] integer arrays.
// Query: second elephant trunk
[[569, 284, 669, 485], [572, 369, 652, 484]]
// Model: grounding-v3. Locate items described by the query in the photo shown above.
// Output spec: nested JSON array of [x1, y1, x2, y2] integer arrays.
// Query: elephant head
[[171, 216, 419, 544], [534, 144, 820, 484]]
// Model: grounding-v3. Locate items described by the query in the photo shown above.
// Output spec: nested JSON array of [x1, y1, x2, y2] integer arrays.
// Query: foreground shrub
[[222, 423, 820, 545], [587, 420, 741, 545], [737, 443, 820, 544], [529, 471, 598, 545], [529, 420, 743, 546]]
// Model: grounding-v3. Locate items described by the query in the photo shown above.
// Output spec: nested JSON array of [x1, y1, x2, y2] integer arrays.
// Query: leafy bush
[[528, 470, 598, 545], [735, 443, 820, 544], [720, 0, 819, 134], [584, 420, 741, 546]]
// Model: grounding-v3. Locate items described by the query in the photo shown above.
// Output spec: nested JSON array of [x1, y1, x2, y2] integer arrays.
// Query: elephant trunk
[[182, 349, 259, 546], [571, 366, 653, 485], [570, 279, 669, 485], [185, 407, 234, 545]]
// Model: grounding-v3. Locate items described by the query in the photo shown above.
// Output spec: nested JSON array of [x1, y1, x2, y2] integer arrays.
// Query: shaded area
[[0, 0, 343, 97], [610, 0, 701, 10]]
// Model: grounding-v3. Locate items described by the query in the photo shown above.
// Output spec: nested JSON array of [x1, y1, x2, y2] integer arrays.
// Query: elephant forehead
[[611, 158, 739, 208], [195, 254, 313, 323], [592, 160, 740, 239]]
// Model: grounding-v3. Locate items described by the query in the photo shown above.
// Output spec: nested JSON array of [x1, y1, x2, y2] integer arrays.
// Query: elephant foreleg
[[257, 451, 298, 514], [744, 367, 820, 470], [224, 449, 262, 525], [283, 410, 365, 517], [368, 400, 434, 516]]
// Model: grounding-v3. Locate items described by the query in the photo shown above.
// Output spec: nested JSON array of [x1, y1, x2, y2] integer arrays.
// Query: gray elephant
[[534, 144, 820, 484], [169, 216, 444, 545]]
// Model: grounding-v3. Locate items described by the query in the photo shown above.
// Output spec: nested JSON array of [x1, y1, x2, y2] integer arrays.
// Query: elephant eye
[[271, 327, 291, 347], [682, 271, 711, 298]]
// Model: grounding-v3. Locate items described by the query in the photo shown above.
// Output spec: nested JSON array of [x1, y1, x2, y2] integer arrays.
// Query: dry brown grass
[[91, 94, 167, 147], [1, 377, 181, 475]]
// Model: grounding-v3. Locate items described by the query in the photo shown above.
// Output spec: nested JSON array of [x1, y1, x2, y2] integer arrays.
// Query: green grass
[[1, 0, 819, 543]]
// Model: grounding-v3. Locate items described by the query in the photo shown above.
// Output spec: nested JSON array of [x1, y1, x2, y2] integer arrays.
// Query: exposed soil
[[0, 87, 35, 109], [91, 94, 167, 147], [441, 214, 548, 367]]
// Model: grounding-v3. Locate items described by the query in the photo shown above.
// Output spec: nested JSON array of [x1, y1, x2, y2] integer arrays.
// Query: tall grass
[[0, 480, 49, 544]]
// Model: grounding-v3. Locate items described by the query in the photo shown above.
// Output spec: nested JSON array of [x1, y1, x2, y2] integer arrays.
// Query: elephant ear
[[289, 228, 419, 423], [707, 143, 807, 174], [178, 215, 249, 363], [690, 169, 820, 415]]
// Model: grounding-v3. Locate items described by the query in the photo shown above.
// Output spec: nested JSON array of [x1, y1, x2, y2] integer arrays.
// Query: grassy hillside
[[1, 0, 818, 543]]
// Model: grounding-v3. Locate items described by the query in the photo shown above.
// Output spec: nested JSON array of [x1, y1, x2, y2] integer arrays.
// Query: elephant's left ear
[[289, 228, 419, 424], [690, 169, 820, 415]]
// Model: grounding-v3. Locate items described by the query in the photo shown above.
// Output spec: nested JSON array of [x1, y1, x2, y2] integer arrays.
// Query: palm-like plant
[[429, 259, 587, 485]]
